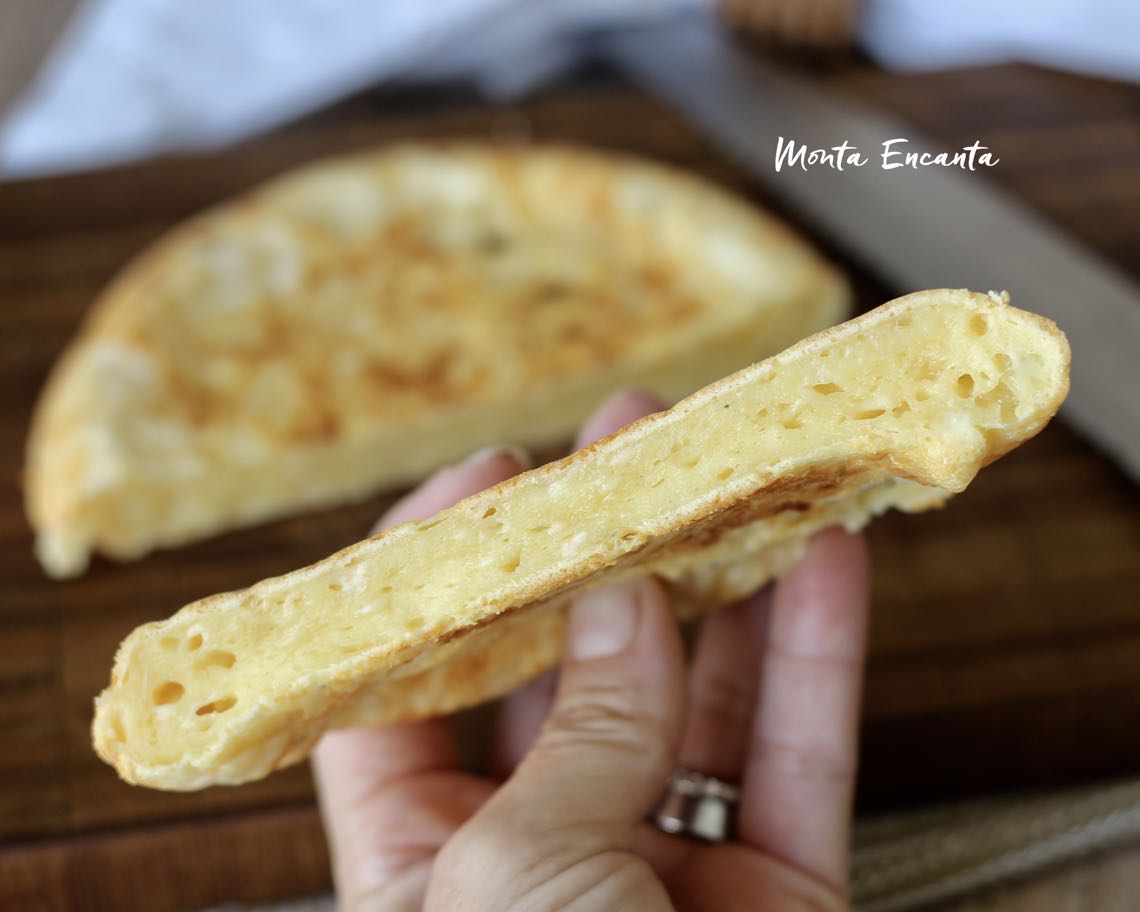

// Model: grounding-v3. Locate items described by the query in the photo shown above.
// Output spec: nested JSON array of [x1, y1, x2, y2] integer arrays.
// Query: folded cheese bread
[[92, 289, 1069, 790], [25, 143, 848, 578]]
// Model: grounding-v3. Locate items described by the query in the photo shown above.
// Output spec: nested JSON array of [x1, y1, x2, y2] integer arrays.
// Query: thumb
[[518, 579, 687, 835], [427, 579, 686, 909]]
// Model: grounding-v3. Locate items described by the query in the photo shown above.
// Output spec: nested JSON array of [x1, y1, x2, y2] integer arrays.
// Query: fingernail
[[569, 582, 641, 660], [462, 444, 533, 470]]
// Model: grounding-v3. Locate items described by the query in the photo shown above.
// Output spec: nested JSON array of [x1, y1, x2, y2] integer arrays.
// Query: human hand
[[315, 390, 870, 911]]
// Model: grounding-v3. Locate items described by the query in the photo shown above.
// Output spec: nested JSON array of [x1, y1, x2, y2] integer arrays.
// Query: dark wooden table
[[2, 62, 1139, 911]]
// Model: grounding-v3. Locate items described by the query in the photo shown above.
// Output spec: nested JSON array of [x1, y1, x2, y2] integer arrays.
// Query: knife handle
[[719, 0, 860, 48]]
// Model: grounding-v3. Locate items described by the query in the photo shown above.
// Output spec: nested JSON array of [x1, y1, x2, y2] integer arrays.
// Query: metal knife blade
[[600, 14, 1140, 481]]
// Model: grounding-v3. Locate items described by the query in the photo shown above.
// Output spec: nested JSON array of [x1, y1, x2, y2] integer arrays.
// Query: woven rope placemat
[[852, 777, 1140, 911]]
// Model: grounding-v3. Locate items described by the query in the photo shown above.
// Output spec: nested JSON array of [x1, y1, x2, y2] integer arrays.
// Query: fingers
[[493, 389, 666, 776], [638, 530, 866, 910], [741, 527, 870, 890], [676, 590, 771, 781], [428, 577, 684, 910], [314, 446, 529, 911]]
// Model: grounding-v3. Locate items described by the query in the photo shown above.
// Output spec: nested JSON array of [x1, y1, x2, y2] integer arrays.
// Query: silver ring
[[652, 768, 741, 843]]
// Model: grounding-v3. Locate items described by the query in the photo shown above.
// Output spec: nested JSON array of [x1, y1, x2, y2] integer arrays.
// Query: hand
[[315, 390, 870, 911]]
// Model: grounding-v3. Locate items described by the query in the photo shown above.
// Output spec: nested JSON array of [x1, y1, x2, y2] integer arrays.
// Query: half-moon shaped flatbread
[[25, 144, 849, 577], [92, 289, 1069, 790]]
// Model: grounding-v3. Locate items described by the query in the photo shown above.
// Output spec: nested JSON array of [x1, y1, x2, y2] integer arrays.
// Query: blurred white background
[[1, 0, 1137, 178]]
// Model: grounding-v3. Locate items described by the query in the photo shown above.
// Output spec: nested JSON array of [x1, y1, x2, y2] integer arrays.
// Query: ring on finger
[[652, 767, 741, 844]]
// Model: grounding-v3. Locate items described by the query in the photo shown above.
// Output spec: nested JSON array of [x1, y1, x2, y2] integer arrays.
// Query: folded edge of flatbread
[[92, 289, 1069, 791]]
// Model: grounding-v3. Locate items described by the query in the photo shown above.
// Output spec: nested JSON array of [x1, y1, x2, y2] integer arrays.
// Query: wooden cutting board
[[1, 63, 1138, 911]]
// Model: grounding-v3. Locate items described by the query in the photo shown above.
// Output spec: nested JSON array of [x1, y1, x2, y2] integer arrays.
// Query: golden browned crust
[[25, 143, 849, 577], [90, 289, 1069, 790]]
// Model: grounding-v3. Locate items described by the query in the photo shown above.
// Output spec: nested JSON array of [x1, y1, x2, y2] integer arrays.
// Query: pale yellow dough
[[92, 290, 1069, 791]]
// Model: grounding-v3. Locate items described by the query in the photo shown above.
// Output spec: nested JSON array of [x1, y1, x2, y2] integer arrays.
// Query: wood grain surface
[[1, 61, 1138, 911]]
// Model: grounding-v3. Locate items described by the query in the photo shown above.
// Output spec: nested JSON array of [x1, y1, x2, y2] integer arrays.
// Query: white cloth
[[860, 0, 1140, 83], [2, 0, 1137, 178]]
